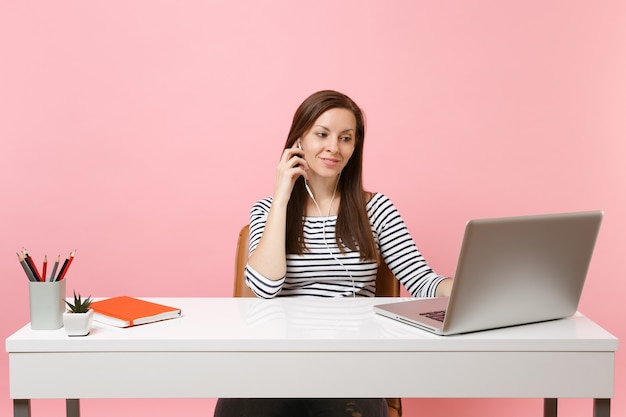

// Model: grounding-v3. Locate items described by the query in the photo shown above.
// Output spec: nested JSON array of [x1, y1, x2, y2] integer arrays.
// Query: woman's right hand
[[248, 142, 307, 281], [273, 141, 308, 205]]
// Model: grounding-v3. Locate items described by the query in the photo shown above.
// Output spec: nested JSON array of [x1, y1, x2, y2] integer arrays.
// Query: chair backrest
[[233, 224, 400, 297], [233, 225, 256, 297]]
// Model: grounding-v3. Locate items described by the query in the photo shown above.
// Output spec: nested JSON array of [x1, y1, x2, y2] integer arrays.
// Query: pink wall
[[1, 1, 624, 416]]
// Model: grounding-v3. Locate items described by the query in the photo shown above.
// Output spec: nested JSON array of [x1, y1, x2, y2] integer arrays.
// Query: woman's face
[[300, 107, 357, 180]]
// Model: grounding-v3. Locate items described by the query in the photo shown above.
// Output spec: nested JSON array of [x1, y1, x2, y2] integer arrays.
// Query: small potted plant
[[63, 291, 94, 336]]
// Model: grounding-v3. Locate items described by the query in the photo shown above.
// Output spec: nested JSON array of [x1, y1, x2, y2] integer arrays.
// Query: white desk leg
[[544, 398, 557, 417], [545, 398, 610, 417], [12, 399, 79, 417], [594, 399, 610, 417], [66, 399, 80, 417], [13, 399, 31, 417]]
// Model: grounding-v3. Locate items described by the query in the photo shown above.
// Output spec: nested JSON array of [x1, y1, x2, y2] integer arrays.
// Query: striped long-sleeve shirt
[[245, 193, 448, 298]]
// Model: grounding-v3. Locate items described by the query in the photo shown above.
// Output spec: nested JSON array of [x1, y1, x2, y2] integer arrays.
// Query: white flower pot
[[63, 309, 94, 336]]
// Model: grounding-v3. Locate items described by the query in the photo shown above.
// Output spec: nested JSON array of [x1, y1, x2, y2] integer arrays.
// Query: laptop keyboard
[[420, 310, 446, 322]]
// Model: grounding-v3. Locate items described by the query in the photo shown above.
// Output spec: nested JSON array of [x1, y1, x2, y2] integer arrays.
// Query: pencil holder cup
[[29, 280, 66, 330]]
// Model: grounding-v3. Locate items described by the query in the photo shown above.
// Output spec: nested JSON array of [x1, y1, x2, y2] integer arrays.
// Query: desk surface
[[6, 297, 617, 352], [6, 297, 618, 401]]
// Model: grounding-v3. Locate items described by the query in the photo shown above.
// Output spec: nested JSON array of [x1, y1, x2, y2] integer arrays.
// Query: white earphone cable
[[304, 175, 356, 297]]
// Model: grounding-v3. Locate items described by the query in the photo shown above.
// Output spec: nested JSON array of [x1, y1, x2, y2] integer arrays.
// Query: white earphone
[[297, 138, 356, 296]]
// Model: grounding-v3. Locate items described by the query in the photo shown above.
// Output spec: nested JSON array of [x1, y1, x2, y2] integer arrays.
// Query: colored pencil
[[42, 256, 47, 282], [17, 253, 37, 282], [22, 249, 42, 282], [57, 250, 76, 281], [49, 255, 60, 282]]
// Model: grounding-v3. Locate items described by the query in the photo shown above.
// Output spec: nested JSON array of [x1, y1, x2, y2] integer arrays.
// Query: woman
[[246, 89, 452, 299], [215, 90, 452, 417]]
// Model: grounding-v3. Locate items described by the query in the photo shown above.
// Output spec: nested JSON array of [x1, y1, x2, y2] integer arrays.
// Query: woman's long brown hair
[[283, 90, 377, 260]]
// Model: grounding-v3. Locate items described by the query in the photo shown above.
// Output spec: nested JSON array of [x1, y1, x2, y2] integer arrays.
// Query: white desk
[[6, 297, 618, 417]]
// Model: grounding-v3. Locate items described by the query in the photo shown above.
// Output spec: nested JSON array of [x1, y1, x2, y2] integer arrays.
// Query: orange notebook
[[91, 296, 182, 328]]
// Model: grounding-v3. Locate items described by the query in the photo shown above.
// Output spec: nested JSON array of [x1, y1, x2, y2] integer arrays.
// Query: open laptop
[[374, 211, 603, 335]]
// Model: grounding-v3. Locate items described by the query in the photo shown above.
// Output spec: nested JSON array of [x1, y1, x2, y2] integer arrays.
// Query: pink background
[[1, 1, 623, 416]]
